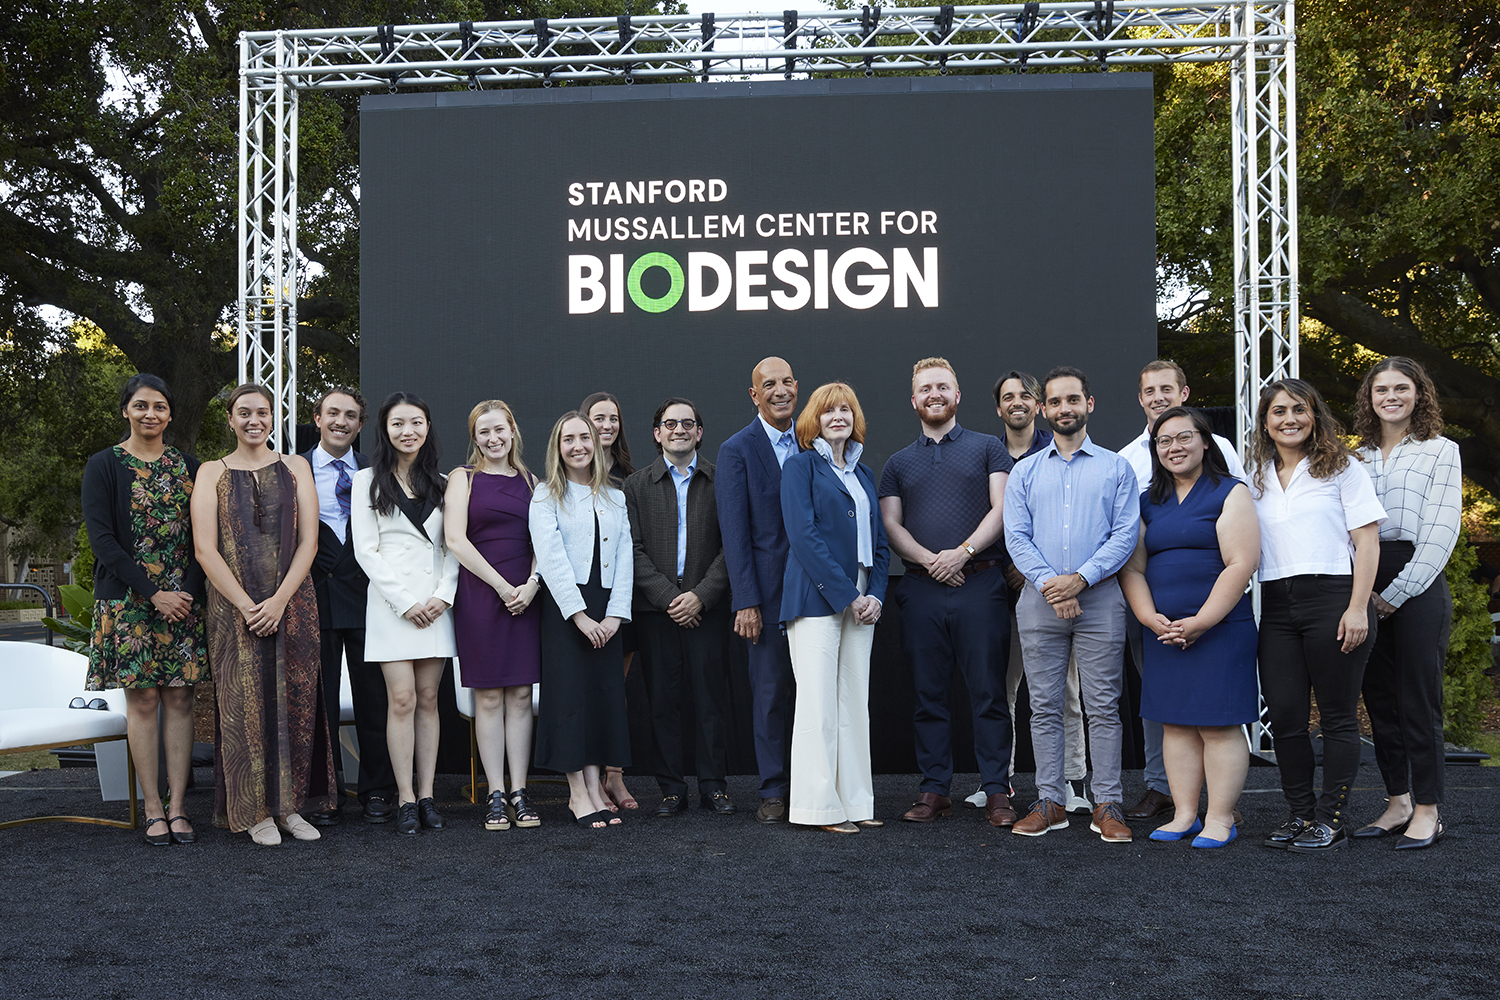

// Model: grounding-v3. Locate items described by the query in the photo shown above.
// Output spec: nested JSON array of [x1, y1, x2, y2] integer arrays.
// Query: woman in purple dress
[[445, 401, 543, 832]]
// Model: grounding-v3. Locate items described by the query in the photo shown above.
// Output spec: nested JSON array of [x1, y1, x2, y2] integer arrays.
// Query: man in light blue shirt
[[1005, 366, 1140, 843]]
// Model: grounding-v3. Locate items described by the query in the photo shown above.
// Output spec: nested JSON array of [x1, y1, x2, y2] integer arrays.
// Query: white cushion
[[0, 707, 127, 751]]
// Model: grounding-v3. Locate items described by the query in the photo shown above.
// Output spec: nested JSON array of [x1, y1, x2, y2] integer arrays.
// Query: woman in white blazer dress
[[351, 392, 459, 836]]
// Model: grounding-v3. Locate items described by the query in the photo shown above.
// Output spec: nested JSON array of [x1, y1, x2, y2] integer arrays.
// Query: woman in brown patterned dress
[[191, 383, 335, 846], [83, 374, 208, 846]]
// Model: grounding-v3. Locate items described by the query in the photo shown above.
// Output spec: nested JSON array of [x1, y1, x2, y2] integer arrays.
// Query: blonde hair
[[911, 357, 958, 391], [795, 382, 868, 451], [465, 400, 531, 480], [1139, 359, 1187, 390], [542, 411, 611, 502]]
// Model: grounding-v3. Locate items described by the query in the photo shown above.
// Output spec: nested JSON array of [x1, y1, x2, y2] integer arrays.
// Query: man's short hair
[[910, 356, 958, 391], [651, 396, 702, 454], [315, 385, 366, 421], [1138, 359, 1187, 390], [1042, 365, 1091, 402], [992, 370, 1042, 407]]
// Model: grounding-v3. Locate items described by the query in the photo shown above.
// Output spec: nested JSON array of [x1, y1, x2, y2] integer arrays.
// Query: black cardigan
[[81, 446, 207, 601]]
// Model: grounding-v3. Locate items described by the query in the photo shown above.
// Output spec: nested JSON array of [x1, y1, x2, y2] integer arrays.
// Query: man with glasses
[[1119, 360, 1245, 822], [624, 398, 735, 817]]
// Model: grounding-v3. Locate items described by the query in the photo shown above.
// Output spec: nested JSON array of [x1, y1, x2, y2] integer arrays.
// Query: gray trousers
[[1016, 579, 1128, 807]]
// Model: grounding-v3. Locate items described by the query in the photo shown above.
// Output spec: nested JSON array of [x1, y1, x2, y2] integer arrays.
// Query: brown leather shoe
[[985, 792, 1018, 828], [1124, 788, 1174, 819], [1012, 798, 1068, 837], [755, 796, 786, 824], [901, 792, 952, 823], [1091, 802, 1133, 842]]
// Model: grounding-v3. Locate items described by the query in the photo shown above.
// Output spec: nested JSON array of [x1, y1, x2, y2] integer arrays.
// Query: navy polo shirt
[[878, 423, 1013, 569]]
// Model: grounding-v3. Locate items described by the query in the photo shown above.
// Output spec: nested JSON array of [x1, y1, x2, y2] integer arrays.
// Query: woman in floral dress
[[83, 373, 208, 846]]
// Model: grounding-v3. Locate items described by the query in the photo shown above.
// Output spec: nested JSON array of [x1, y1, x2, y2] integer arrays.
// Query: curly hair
[[1250, 378, 1350, 492], [1352, 356, 1444, 450]]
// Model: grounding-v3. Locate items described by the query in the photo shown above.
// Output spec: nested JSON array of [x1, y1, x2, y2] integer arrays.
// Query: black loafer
[[395, 801, 419, 836], [363, 795, 394, 824], [306, 807, 341, 827], [755, 796, 786, 824], [1351, 819, 1409, 839], [656, 794, 687, 818], [700, 791, 736, 815], [1287, 821, 1349, 853], [417, 797, 444, 830], [1263, 815, 1312, 850]]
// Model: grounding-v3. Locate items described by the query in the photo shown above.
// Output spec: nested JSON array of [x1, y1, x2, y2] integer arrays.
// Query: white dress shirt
[[310, 443, 359, 538], [1123, 426, 1247, 494], [1251, 457, 1387, 582], [1356, 436, 1462, 608]]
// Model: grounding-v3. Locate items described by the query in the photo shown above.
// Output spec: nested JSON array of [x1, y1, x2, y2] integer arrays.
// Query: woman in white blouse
[[529, 412, 634, 828], [1249, 379, 1385, 853], [1349, 358, 1460, 850], [351, 392, 460, 836]]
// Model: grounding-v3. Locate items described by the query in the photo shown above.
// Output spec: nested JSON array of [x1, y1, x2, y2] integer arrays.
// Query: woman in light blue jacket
[[529, 411, 634, 828], [780, 382, 890, 834]]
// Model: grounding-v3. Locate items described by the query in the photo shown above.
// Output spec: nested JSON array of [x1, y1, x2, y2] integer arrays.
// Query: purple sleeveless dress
[[453, 471, 542, 688]]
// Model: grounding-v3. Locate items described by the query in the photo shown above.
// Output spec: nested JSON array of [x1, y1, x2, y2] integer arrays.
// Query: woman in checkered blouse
[[1350, 357, 1461, 851]]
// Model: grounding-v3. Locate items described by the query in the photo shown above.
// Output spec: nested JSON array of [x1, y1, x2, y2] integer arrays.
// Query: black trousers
[[1258, 575, 1377, 827], [893, 568, 1013, 796], [1362, 541, 1450, 805], [319, 627, 396, 804], [636, 606, 733, 797]]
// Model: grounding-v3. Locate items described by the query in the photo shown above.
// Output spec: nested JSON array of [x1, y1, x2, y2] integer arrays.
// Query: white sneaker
[[1065, 780, 1093, 815], [964, 785, 987, 808]]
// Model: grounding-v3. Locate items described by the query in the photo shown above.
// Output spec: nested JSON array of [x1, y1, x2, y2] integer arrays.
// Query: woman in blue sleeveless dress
[[1120, 406, 1260, 848]]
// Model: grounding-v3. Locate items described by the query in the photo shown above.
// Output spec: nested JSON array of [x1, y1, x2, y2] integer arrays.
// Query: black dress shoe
[[1262, 815, 1312, 850], [363, 796, 394, 824], [700, 791, 736, 815], [755, 796, 786, 824], [656, 794, 687, 818], [307, 807, 341, 827], [395, 801, 419, 836], [167, 815, 197, 845], [1287, 821, 1349, 853], [1394, 818, 1445, 851], [417, 797, 444, 830], [143, 816, 171, 847], [1351, 819, 1410, 839]]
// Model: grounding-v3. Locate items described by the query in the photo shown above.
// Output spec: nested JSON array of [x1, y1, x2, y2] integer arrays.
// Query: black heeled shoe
[[417, 797, 444, 830], [395, 801, 419, 835], [1394, 817, 1445, 851], [484, 790, 510, 831], [143, 816, 171, 847], [509, 788, 541, 828]]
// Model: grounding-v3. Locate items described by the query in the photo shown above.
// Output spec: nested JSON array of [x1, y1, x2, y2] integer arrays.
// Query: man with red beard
[[879, 358, 1018, 828]]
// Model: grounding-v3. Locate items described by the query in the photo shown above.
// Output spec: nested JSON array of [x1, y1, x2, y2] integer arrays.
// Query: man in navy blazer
[[303, 387, 396, 824], [715, 357, 800, 823]]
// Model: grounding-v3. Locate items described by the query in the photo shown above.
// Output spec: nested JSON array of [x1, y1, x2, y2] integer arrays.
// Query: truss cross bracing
[[239, 4, 1295, 746]]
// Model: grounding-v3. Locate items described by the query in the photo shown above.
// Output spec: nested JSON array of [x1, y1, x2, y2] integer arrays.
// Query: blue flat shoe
[[1148, 817, 1203, 842], [1192, 823, 1238, 849]]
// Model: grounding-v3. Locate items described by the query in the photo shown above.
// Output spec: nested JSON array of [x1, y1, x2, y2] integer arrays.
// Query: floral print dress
[[86, 446, 208, 690]]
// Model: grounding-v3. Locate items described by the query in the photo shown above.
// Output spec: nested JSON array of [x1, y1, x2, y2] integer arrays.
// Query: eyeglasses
[[658, 419, 698, 431], [1154, 430, 1198, 449], [68, 697, 110, 711]]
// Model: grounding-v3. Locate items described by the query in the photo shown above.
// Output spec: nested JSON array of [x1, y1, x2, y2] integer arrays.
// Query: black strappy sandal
[[509, 788, 541, 829]]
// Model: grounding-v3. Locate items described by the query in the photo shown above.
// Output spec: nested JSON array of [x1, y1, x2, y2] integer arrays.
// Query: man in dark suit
[[624, 397, 735, 818], [303, 387, 396, 824], [715, 357, 799, 823]]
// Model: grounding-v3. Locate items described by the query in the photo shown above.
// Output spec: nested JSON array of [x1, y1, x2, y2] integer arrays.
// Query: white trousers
[[785, 576, 875, 825]]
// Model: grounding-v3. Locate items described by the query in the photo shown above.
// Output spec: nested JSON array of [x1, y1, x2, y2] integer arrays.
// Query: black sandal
[[143, 816, 171, 847], [509, 789, 541, 829], [167, 815, 197, 845]]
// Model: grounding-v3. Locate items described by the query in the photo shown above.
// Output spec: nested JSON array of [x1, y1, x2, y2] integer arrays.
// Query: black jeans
[[1258, 575, 1377, 827], [1362, 541, 1450, 805]]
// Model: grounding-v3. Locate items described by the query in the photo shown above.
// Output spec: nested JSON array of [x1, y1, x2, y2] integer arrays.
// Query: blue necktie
[[335, 461, 352, 537]]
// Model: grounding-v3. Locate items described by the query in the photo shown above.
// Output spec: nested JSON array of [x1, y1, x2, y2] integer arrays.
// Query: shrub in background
[[1443, 526, 1495, 743]]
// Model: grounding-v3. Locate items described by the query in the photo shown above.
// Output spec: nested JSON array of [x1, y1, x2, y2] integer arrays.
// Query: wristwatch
[[962, 542, 976, 557]]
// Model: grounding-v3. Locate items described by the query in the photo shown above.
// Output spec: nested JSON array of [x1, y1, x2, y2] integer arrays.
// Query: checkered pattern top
[[1357, 435, 1463, 608], [879, 424, 1012, 565]]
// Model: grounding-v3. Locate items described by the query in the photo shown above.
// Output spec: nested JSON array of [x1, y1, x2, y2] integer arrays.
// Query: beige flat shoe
[[248, 818, 281, 846], [855, 819, 884, 828], [820, 821, 860, 834], [276, 813, 321, 841]]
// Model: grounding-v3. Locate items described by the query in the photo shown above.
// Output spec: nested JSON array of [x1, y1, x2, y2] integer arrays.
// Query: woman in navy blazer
[[780, 382, 890, 833]]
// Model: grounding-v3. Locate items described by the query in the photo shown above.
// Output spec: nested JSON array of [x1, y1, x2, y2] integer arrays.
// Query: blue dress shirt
[[759, 415, 797, 469], [667, 454, 697, 577]]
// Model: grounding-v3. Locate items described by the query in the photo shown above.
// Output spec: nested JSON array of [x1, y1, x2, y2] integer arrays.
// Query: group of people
[[83, 351, 1460, 853]]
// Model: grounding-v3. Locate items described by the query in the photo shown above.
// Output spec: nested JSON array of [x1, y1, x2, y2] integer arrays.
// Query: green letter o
[[627, 253, 685, 313]]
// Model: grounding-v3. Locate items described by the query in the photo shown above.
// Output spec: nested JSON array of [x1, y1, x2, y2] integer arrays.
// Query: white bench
[[0, 641, 139, 830]]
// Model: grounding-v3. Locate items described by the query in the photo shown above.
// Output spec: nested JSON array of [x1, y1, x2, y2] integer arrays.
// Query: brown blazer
[[623, 455, 730, 614]]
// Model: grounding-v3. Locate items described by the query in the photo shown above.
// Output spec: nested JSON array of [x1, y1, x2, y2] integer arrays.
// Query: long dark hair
[[118, 373, 174, 443], [1352, 356, 1444, 449], [1251, 378, 1350, 492], [580, 391, 634, 479], [1147, 406, 1230, 506], [369, 392, 445, 516]]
